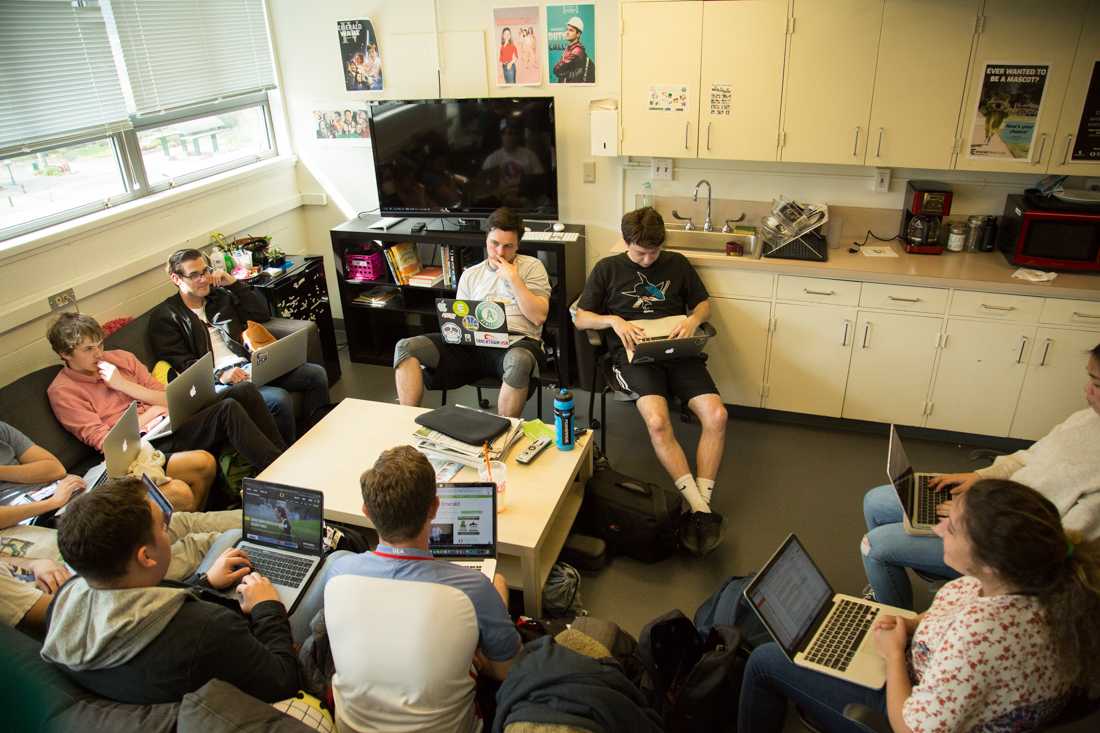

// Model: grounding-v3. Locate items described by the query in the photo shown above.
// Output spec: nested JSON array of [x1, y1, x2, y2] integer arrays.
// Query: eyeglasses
[[178, 266, 214, 281]]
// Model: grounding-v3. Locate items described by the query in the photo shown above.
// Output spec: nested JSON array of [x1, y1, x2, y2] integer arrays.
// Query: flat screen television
[[368, 97, 558, 220]]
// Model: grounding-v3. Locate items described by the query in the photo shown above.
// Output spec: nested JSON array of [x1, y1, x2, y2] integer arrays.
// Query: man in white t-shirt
[[393, 208, 551, 417]]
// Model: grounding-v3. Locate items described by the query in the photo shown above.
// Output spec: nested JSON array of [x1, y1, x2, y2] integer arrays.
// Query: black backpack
[[637, 610, 744, 733]]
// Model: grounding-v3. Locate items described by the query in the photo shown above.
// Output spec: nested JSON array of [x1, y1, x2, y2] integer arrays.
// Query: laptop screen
[[887, 425, 916, 514], [745, 534, 833, 657], [242, 479, 324, 556], [431, 483, 497, 558]]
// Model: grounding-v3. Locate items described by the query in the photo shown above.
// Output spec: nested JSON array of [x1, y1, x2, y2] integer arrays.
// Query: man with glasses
[[149, 249, 330, 444]]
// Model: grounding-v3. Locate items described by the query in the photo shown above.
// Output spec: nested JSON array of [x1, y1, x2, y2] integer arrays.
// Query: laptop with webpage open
[[237, 478, 325, 614], [430, 482, 498, 579], [887, 425, 943, 536], [143, 353, 217, 441], [744, 533, 916, 689], [436, 298, 523, 349]]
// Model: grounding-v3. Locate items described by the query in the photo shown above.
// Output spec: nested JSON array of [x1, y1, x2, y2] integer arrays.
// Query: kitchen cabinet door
[[954, 0, 1087, 172], [926, 319, 1035, 436], [705, 297, 772, 407], [779, 0, 884, 165], [698, 0, 787, 162], [1010, 327, 1099, 440], [1046, 4, 1100, 176], [620, 2, 704, 157], [764, 302, 857, 417], [866, 0, 980, 169], [843, 312, 941, 427]]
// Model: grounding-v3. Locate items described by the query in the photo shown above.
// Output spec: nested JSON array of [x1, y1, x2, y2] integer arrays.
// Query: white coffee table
[[257, 398, 594, 616]]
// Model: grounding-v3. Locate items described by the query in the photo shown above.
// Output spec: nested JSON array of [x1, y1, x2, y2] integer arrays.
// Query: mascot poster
[[968, 63, 1049, 160]]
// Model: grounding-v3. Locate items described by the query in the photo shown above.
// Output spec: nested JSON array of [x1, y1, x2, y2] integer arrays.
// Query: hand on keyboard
[[929, 471, 980, 496], [206, 547, 253, 590], [936, 498, 954, 519], [236, 572, 281, 614]]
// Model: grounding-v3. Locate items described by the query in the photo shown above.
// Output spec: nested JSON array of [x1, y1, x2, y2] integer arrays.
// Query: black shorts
[[422, 334, 544, 391], [610, 354, 719, 404]]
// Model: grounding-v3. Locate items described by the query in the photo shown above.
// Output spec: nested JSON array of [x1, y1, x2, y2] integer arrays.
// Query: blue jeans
[[219, 362, 329, 445], [503, 63, 516, 83], [861, 485, 958, 609], [738, 642, 886, 733]]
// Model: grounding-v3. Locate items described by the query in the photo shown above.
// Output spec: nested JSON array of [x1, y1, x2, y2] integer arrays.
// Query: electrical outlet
[[1085, 178, 1100, 192], [582, 160, 596, 184], [873, 168, 891, 193], [47, 288, 76, 312], [651, 157, 673, 180]]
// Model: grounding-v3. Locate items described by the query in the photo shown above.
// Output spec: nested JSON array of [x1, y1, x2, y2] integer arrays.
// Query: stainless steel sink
[[663, 226, 760, 259]]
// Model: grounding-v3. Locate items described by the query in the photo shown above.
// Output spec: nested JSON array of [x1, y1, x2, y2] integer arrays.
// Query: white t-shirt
[[457, 254, 551, 341], [189, 306, 240, 369]]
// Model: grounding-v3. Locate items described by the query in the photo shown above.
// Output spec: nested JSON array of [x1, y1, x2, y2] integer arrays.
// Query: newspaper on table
[[412, 406, 524, 468]]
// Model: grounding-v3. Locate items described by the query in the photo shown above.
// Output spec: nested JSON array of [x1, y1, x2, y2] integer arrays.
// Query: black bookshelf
[[330, 216, 587, 387]]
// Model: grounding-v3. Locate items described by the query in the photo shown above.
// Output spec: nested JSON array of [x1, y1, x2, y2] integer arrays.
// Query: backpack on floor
[[637, 610, 744, 733], [693, 573, 771, 650], [578, 456, 683, 563]]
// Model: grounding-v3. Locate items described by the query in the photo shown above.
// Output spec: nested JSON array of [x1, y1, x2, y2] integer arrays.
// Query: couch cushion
[[0, 366, 96, 473], [0, 623, 95, 732], [178, 679, 317, 733], [104, 311, 156, 368]]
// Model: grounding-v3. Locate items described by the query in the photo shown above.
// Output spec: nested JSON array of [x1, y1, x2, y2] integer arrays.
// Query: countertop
[[670, 244, 1100, 302]]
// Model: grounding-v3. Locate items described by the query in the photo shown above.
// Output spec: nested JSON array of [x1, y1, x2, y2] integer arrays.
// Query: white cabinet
[[866, 0, 980, 169], [843, 312, 941, 427], [764, 302, 857, 416], [697, 0, 787, 161], [1010, 327, 1099, 440], [1046, 3, 1100, 176], [954, 0, 1087, 172], [926, 319, 1035, 436], [779, 0, 884, 165], [620, 2, 703, 157], [705, 298, 772, 407]]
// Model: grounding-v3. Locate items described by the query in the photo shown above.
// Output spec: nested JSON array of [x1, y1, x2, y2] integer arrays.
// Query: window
[[0, 0, 278, 243]]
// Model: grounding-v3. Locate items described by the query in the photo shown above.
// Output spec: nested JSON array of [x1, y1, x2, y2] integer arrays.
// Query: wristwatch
[[195, 572, 213, 589]]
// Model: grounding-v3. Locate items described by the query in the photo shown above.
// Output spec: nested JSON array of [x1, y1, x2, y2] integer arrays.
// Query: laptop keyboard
[[916, 474, 940, 526], [804, 600, 878, 671], [246, 546, 313, 587], [452, 561, 485, 571]]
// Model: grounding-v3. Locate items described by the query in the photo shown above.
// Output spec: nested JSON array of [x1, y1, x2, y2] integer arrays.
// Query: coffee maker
[[901, 181, 953, 255]]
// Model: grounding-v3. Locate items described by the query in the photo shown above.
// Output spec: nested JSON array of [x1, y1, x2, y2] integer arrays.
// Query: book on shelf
[[382, 247, 402, 284], [389, 242, 422, 284], [353, 286, 400, 307], [441, 245, 452, 288], [408, 266, 444, 287]]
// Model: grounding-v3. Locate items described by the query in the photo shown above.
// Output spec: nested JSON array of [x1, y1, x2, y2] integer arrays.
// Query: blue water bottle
[[554, 388, 575, 451]]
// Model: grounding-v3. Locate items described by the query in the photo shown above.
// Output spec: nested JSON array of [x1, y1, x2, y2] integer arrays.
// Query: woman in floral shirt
[[739, 480, 1100, 733]]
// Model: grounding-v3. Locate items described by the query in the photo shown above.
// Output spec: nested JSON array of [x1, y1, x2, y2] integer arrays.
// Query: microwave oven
[[997, 194, 1100, 272]]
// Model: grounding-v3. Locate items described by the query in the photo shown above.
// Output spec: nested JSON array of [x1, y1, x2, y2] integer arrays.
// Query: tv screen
[[368, 98, 558, 219]]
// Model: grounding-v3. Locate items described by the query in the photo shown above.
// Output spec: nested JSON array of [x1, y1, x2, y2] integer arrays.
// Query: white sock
[[675, 474, 711, 513], [697, 478, 715, 507]]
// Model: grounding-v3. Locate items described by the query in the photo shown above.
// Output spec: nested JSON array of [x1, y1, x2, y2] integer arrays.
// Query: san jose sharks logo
[[621, 272, 669, 313]]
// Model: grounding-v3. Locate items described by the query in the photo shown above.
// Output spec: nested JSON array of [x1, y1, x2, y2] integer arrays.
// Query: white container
[[946, 223, 966, 252], [590, 99, 618, 157]]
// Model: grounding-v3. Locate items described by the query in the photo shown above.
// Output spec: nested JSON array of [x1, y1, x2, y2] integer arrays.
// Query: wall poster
[[708, 83, 732, 116], [648, 84, 688, 113], [493, 7, 541, 87], [1071, 60, 1100, 161], [547, 4, 595, 84], [312, 107, 371, 140], [968, 63, 1049, 161], [338, 19, 383, 91]]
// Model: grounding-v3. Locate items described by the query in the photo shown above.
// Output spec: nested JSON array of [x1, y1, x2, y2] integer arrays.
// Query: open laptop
[[249, 327, 309, 387], [887, 425, 944, 536], [626, 315, 709, 364], [237, 478, 325, 614], [436, 298, 523, 349], [143, 353, 217, 441], [430, 482, 498, 579], [744, 533, 916, 689]]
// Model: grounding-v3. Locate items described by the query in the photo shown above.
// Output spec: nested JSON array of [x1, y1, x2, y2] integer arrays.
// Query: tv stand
[[455, 218, 484, 232]]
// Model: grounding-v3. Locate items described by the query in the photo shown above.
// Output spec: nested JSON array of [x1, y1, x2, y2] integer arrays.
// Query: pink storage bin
[[346, 251, 386, 282]]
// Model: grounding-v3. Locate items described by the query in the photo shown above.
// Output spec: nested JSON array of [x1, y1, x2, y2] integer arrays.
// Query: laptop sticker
[[441, 322, 463, 344], [452, 301, 470, 317], [474, 301, 505, 329]]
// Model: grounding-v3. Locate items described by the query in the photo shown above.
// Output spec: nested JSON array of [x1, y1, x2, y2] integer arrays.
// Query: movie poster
[[547, 4, 595, 85], [1071, 60, 1100, 162], [312, 107, 371, 140], [493, 7, 540, 87], [968, 63, 1049, 160], [338, 19, 382, 91]]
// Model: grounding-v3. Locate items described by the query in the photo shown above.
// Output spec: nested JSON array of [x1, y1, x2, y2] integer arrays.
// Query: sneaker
[[680, 511, 725, 557], [861, 584, 876, 601]]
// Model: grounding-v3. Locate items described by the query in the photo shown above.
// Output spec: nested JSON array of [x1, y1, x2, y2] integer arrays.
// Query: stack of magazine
[[412, 410, 524, 468]]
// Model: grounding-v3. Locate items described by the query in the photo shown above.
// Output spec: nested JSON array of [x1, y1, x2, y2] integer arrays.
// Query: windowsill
[[0, 154, 298, 264]]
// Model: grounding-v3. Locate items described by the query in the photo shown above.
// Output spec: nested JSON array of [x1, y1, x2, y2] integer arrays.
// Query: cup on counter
[[478, 460, 507, 513]]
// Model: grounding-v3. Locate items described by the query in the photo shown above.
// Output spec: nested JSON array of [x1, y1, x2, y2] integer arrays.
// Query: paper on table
[[429, 457, 463, 481], [1012, 268, 1057, 282], [861, 245, 899, 258], [523, 420, 555, 441]]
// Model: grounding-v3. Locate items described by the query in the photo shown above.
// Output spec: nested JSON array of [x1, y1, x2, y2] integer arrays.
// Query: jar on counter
[[965, 215, 985, 252], [947, 222, 967, 252], [979, 215, 998, 251]]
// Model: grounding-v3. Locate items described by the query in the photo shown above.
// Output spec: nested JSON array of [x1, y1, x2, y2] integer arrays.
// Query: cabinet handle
[[875, 127, 884, 158], [980, 303, 1016, 312], [841, 319, 852, 347], [1062, 134, 1073, 166], [707, 121, 712, 151], [1016, 336, 1029, 364], [1034, 133, 1048, 165], [862, 321, 872, 349], [1072, 311, 1100, 319], [684, 121, 690, 150], [804, 288, 835, 296], [852, 126, 861, 157], [887, 295, 921, 303], [1039, 338, 1052, 367]]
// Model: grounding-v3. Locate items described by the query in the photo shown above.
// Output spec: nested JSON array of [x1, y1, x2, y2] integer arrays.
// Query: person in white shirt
[[861, 342, 1100, 609], [393, 208, 550, 418]]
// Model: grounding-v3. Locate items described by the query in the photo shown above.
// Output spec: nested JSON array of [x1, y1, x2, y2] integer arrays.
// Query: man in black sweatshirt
[[41, 478, 299, 704]]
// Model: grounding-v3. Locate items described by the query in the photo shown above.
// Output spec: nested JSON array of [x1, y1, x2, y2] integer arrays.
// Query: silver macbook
[[249, 327, 309, 387], [237, 478, 324, 614], [887, 425, 944, 536], [144, 353, 217, 441], [53, 401, 144, 516], [431, 482, 498, 580], [625, 315, 709, 364], [744, 534, 916, 689]]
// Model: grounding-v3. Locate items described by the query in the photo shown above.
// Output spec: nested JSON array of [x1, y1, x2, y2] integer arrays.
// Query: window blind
[[103, 0, 276, 119], [0, 0, 131, 155]]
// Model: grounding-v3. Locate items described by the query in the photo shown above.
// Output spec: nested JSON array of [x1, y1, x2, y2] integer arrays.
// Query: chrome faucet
[[693, 179, 713, 232]]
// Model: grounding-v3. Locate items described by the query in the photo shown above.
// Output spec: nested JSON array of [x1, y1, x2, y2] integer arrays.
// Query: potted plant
[[266, 246, 286, 268]]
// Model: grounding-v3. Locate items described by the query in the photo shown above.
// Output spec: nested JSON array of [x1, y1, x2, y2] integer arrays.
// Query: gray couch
[[0, 309, 322, 476]]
